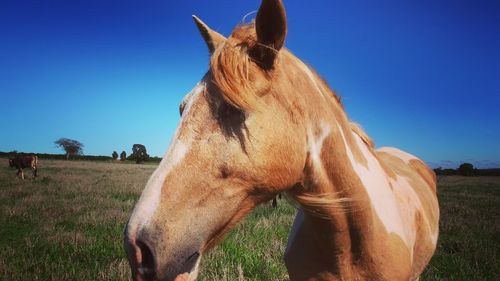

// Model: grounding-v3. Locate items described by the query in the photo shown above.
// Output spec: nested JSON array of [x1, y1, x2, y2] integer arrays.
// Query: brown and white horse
[[124, 1, 439, 280]]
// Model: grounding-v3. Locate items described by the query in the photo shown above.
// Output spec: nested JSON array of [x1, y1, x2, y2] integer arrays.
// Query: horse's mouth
[[172, 252, 202, 281], [184, 251, 201, 270]]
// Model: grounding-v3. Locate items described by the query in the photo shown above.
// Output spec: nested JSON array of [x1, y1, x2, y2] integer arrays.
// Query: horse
[[9, 154, 38, 179], [124, 1, 439, 280]]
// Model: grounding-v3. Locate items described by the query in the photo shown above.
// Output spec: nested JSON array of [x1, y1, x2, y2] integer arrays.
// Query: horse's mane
[[350, 122, 375, 148], [209, 23, 343, 112]]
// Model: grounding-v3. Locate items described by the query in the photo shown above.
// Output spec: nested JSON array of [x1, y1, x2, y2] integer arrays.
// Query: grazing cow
[[9, 154, 38, 179]]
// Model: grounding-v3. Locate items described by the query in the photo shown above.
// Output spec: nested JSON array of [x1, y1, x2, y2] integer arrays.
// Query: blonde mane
[[209, 23, 344, 112], [350, 122, 375, 148], [210, 24, 267, 111]]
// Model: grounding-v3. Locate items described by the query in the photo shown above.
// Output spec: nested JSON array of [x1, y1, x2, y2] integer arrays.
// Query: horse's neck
[[303, 110, 378, 213], [291, 113, 391, 274], [283, 59, 417, 279], [279, 55, 394, 257]]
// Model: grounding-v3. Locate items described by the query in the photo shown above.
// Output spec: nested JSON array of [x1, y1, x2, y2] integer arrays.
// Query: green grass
[[0, 160, 498, 280], [420, 176, 500, 280]]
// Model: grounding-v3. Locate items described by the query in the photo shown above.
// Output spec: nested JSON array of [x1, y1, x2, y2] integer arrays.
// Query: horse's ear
[[192, 15, 226, 54], [253, 0, 287, 69]]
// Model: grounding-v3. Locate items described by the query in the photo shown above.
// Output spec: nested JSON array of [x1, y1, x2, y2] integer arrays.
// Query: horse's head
[[8, 158, 14, 167], [124, 1, 316, 280]]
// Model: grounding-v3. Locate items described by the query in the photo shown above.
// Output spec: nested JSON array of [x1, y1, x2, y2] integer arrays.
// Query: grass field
[[0, 160, 498, 280]]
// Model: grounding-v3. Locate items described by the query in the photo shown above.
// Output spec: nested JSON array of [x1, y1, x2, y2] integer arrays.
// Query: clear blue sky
[[1, 0, 499, 168]]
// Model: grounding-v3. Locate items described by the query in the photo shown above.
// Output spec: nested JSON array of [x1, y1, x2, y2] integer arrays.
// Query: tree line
[[0, 138, 162, 163], [110, 144, 158, 164], [434, 163, 500, 177]]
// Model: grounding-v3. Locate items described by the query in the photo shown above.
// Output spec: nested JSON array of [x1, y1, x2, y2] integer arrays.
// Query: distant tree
[[112, 151, 118, 160], [120, 151, 127, 161], [433, 167, 443, 176], [54, 138, 84, 160], [458, 163, 475, 176], [129, 144, 149, 164]]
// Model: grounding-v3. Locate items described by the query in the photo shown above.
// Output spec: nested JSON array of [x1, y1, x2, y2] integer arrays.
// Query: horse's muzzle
[[124, 224, 201, 281]]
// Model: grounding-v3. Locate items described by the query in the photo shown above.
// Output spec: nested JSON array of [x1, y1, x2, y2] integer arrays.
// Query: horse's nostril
[[137, 241, 156, 280]]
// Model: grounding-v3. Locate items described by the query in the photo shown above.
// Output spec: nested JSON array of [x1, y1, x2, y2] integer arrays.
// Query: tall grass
[[0, 160, 498, 280]]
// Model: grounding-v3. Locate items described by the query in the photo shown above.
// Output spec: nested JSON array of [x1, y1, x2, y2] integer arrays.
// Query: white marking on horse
[[127, 83, 204, 235], [337, 123, 411, 247], [307, 122, 331, 181], [309, 122, 331, 165], [388, 175, 420, 259], [378, 147, 439, 246], [378, 147, 417, 164]]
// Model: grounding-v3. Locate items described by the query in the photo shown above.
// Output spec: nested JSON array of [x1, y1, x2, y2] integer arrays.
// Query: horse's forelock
[[209, 23, 272, 111], [208, 23, 343, 116]]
